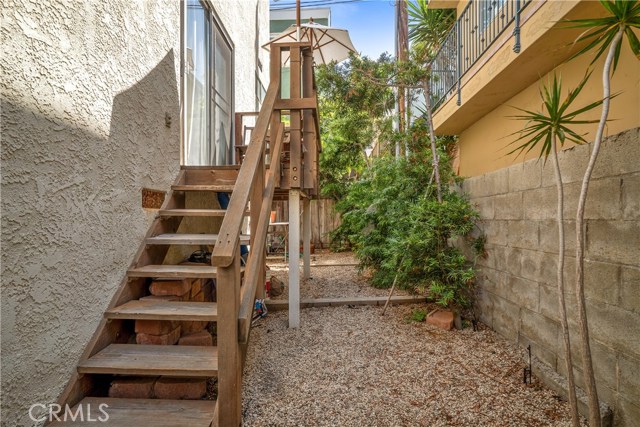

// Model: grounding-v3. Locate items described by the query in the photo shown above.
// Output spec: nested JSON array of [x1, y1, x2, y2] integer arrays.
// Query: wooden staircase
[[51, 40, 320, 427], [46, 166, 234, 426]]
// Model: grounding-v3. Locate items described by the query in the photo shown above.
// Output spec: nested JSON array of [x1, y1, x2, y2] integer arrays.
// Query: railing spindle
[[428, 0, 531, 111]]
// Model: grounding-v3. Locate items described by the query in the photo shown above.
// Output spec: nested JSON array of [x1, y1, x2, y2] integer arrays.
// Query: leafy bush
[[331, 138, 479, 309]]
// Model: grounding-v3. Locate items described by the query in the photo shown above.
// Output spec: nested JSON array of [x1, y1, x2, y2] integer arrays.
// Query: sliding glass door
[[183, 0, 233, 166]]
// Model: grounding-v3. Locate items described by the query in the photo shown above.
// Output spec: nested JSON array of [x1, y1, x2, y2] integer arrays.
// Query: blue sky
[[330, 1, 396, 59], [271, 0, 396, 59]]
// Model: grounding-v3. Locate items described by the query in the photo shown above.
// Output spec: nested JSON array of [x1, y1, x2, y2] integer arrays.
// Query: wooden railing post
[[250, 142, 265, 299], [217, 246, 242, 426], [234, 113, 243, 164]]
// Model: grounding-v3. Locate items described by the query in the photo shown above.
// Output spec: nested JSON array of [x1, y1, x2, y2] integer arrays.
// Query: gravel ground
[[267, 250, 409, 300], [243, 253, 583, 426]]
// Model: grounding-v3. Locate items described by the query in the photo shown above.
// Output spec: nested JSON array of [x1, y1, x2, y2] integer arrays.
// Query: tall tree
[[316, 54, 395, 199], [408, 0, 455, 203], [508, 73, 603, 427], [397, 0, 410, 159], [563, 2, 640, 425]]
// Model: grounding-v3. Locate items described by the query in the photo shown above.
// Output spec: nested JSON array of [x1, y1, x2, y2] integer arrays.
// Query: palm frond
[[563, 0, 640, 72], [507, 71, 604, 159]]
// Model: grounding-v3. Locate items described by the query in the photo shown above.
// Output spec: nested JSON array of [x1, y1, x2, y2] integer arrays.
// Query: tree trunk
[[396, 0, 408, 161], [551, 134, 580, 427], [422, 76, 442, 203], [574, 27, 624, 427]]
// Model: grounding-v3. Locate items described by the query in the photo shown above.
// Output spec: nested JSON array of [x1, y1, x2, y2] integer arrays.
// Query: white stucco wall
[[1, 1, 269, 425]]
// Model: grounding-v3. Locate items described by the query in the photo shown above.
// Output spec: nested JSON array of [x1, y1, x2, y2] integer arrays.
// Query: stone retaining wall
[[462, 128, 639, 426]]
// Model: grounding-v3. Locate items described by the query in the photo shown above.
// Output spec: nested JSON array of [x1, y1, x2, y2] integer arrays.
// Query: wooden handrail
[[211, 80, 280, 267], [238, 122, 285, 343], [216, 41, 322, 427]]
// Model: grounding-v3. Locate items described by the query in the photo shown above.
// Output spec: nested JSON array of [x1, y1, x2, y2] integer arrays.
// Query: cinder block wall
[[462, 128, 639, 426]]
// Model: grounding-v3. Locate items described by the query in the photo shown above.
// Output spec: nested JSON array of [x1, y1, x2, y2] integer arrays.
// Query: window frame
[[180, 0, 236, 166]]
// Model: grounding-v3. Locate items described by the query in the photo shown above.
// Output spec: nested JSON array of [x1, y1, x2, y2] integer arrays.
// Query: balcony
[[428, 0, 608, 135], [430, 0, 532, 111]]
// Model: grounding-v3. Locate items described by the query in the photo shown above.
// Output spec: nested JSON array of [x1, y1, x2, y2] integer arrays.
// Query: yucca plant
[[508, 72, 603, 427], [563, 2, 640, 425]]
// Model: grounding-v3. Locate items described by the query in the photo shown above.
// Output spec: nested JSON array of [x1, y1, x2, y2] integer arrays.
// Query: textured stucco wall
[[0, 1, 182, 425], [1, 0, 270, 424], [462, 129, 640, 426]]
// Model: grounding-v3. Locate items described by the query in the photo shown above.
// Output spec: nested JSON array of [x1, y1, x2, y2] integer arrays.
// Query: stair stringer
[[53, 169, 188, 412]]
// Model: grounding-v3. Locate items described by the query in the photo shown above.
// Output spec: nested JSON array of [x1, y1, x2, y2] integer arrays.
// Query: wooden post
[[302, 49, 316, 192], [288, 190, 300, 328], [303, 197, 311, 280], [289, 47, 302, 189], [216, 246, 242, 426], [270, 46, 282, 187], [251, 152, 265, 299], [234, 113, 243, 165]]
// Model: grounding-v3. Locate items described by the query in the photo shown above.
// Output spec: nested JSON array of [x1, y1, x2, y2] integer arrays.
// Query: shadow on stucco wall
[[1, 50, 180, 426]]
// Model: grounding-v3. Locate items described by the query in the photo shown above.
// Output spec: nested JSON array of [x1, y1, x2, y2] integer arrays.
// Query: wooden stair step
[[128, 264, 245, 279], [105, 300, 217, 321], [171, 184, 235, 192], [47, 397, 215, 426], [146, 233, 250, 245], [78, 344, 217, 376], [158, 208, 249, 217], [128, 265, 220, 279], [181, 165, 240, 170]]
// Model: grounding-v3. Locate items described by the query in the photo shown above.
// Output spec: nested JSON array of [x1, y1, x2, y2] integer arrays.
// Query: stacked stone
[[178, 278, 215, 346], [108, 377, 207, 400], [108, 276, 216, 399]]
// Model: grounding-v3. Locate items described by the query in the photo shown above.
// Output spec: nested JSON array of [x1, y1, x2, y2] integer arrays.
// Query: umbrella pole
[[296, 0, 301, 41]]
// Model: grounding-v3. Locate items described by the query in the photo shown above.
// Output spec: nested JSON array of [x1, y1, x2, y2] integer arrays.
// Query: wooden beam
[[274, 97, 317, 111], [271, 41, 312, 49], [266, 295, 430, 310], [302, 49, 317, 192], [289, 46, 302, 189], [270, 47, 282, 188], [250, 139, 265, 299]]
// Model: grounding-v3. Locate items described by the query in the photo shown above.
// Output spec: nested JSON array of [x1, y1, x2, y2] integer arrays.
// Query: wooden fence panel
[[270, 198, 340, 248]]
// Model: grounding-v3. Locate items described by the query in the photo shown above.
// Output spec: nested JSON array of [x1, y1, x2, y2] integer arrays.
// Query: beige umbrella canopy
[[264, 22, 357, 65]]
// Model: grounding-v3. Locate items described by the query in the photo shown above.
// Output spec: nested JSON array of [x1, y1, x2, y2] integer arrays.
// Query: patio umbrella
[[264, 22, 357, 65]]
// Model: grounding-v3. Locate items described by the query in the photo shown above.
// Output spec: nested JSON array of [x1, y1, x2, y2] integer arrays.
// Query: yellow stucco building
[[428, 1, 639, 425], [429, 0, 639, 175]]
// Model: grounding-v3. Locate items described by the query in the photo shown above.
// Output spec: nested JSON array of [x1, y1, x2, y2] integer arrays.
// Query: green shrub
[[331, 139, 479, 310]]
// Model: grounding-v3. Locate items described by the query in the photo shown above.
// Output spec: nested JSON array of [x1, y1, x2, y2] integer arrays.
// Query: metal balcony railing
[[429, 0, 532, 110]]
